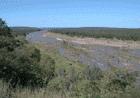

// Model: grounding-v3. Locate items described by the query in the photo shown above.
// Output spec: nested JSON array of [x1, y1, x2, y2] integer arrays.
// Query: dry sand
[[42, 32, 140, 50]]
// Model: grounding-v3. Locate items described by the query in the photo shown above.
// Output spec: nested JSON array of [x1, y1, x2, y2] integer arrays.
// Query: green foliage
[[68, 66, 103, 98], [0, 19, 14, 38], [0, 18, 56, 92], [46, 66, 104, 98], [106, 68, 137, 94], [0, 37, 15, 51], [10, 27, 43, 37], [82, 66, 104, 85], [39, 54, 55, 85], [0, 45, 55, 92], [74, 79, 101, 98], [104, 85, 140, 98], [0, 19, 17, 52], [0, 45, 39, 88], [49, 28, 140, 41], [0, 35, 28, 52], [127, 86, 140, 98], [46, 67, 77, 92], [15, 35, 29, 46], [46, 76, 67, 92]]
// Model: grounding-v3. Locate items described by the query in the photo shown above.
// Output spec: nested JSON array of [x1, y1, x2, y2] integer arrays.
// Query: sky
[[0, 0, 140, 28]]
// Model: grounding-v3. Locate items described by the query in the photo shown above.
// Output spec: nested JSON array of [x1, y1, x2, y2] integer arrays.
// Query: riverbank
[[42, 32, 140, 50]]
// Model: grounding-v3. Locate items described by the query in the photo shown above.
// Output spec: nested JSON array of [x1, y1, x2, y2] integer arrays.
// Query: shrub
[[73, 79, 101, 98], [0, 18, 19, 52], [64, 66, 103, 98], [46, 68, 71, 92], [82, 66, 104, 86], [45, 67, 81, 94], [0, 36, 23, 52], [15, 35, 29, 46], [106, 68, 137, 94], [0, 18, 14, 38], [38, 54, 55, 86], [0, 18, 56, 93], [0, 45, 39, 87], [0, 45, 55, 92]]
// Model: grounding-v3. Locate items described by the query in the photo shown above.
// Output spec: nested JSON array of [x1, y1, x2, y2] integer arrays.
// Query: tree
[[0, 18, 56, 92], [0, 18, 14, 38]]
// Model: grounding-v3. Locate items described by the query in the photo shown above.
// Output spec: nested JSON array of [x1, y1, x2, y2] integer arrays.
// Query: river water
[[25, 29, 140, 87]]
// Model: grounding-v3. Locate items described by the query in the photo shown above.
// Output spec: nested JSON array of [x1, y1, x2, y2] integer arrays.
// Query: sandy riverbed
[[42, 32, 140, 50]]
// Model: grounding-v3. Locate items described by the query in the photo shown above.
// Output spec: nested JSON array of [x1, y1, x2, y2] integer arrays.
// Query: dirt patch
[[42, 32, 140, 50]]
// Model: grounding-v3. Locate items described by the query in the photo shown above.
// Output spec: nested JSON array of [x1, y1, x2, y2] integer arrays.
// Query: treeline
[[49, 28, 140, 41], [9, 26, 43, 37]]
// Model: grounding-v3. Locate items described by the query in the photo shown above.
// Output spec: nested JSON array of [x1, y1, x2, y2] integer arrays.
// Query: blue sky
[[0, 0, 140, 28]]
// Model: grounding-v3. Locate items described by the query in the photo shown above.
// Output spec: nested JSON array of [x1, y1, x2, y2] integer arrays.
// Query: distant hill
[[46, 27, 140, 33], [47, 27, 140, 33], [8, 26, 45, 37], [8, 26, 140, 35], [9, 26, 44, 31], [9, 26, 140, 32]]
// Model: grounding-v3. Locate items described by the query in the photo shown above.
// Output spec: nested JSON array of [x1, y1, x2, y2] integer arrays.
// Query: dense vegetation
[[0, 18, 55, 97], [10, 27, 44, 37], [48, 27, 140, 41], [0, 18, 140, 98]]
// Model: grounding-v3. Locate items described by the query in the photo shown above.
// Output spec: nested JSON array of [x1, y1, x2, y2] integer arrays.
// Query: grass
[[61, 41, 93, 58], [1, 35, 140, 98], [127, 41, 133, 44], [137, 41, 140, 44], [105, 46, 132, 53], [110, 65, 120, 72], [109, 54, 115, 59], [100, 38, 118, 42], [119, 53, 140, 60], [105, 46, 120, 50], [81, 45, 89, 49], [121, 46, 132, 53]]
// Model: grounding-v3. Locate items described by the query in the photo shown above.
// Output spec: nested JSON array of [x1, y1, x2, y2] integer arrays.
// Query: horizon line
[[9, 26, 140, 29]]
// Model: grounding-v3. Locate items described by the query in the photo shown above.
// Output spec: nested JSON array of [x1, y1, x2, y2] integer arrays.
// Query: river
[[25, 28, 140, 87]]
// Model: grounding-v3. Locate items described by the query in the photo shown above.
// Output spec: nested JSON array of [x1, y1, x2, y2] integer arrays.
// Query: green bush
[[46, 66, 104, 97], [82, 66, 104, 86], [0, 42, 55, 91], [68, 66, 103, 98], [0, 19, 14, 38], [0, 36, 24, 52], [15, 35, 29, 45], [106, 68, 137, 94], [128, 87, 140, 98], [0, 45, 39, 87], [45, 67, 80, 94], [39, 54, 55, 85], [73, 79, 101, 98], [0, 18, 18, 51], [0, 18, 56, 93], [46, 68, 72, 92]]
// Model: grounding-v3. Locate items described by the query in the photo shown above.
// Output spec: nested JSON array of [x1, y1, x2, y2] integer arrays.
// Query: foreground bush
[[45, 66, 104, 98], [104, 68, 138, 95], [0, 18, 56, 93]]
